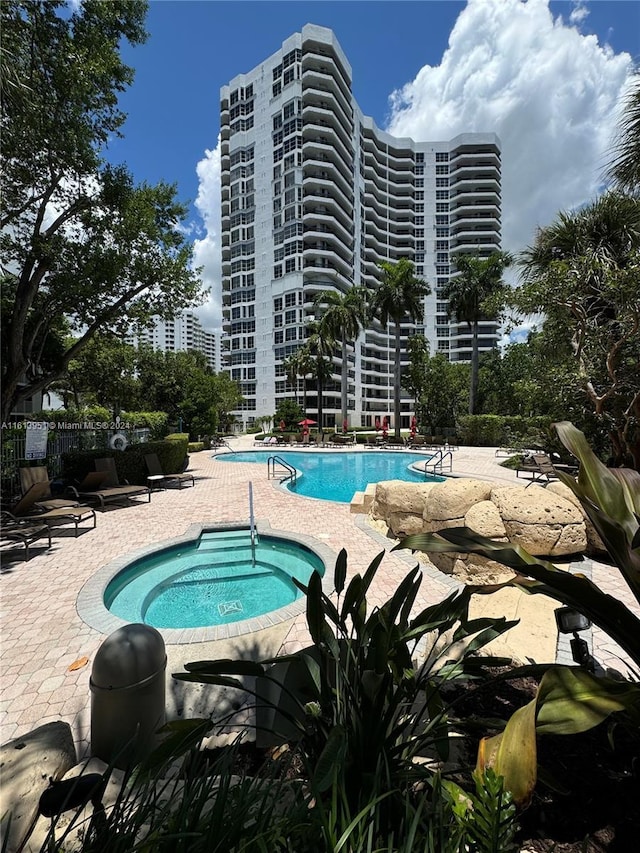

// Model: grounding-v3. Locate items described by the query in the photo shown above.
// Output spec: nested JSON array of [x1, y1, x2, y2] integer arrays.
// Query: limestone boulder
[[372, 480, 436, 536], [546, 481, 607, 554], [423, 479, 493, 532], [491, 485, 586, 556], [1, 721, 76, 853], [464, 500, 507, 540]]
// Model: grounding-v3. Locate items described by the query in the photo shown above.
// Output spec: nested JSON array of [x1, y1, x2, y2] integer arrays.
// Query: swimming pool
[[104, 528, 325, 630], [217, 449, 442, 503]]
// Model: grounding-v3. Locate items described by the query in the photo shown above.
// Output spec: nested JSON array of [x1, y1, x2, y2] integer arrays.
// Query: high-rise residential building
[[127, 311, 219, 371], [220, 24, 501, 429]]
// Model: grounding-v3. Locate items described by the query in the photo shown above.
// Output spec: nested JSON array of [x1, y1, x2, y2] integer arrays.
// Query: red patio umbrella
[[279, 420, 286, 431], [375, 417, 381, 432], [342, 418, 348, 433], [382, 415, 389, 438], [410, 415, 417, 437], [298, 418, 317, 427]]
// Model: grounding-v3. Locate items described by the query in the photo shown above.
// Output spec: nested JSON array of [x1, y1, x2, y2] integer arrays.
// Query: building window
[[285, 292, 296, 307], [274, 265, 282, 278], [436, 152, 449, 162], [275, 330, 284, 344], [285, 257, 296, 273]]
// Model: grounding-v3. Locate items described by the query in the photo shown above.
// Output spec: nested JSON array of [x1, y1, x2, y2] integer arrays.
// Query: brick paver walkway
[[1, 439, 636, 757]]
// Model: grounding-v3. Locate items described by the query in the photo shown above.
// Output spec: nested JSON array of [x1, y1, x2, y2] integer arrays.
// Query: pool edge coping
[[76, 520, 337, 645]]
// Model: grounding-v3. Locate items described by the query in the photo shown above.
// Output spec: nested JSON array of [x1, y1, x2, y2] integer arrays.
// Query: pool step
[[350, 483, 376, 515]]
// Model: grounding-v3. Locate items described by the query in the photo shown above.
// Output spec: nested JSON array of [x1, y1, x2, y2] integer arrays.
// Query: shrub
[[458, 415, 554, 448], [62, 439, 188, 485], [120, 411, 169, 439], [187, 442, 205, 453]]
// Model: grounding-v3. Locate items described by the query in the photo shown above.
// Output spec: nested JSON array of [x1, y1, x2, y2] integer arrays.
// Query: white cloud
[[569, 1, 590, 26], [386, 0, 634, 256], [192, 139, 222, 332]]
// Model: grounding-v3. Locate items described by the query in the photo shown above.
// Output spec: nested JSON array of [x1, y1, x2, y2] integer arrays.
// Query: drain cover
[[218, 600, 243, 616]]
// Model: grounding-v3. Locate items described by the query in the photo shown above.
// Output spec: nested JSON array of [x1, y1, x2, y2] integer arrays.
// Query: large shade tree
[[315, 286, 368, 430], [370, 258, 430, 439], [442, 252, 511, 416], [516, 191, 640, 468], [1, 0, 204, 421]]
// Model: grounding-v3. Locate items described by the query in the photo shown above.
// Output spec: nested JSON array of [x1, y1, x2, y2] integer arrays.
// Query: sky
[[104, 0, 640, 331]]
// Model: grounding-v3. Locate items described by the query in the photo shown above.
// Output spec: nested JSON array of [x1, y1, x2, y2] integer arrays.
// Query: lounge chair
[[69, 466, 150, 508], [18, 466, 80, 510], [516, 453, 559, 485], [1, 512, 52, 560], [329, 433, 354, 446], [145, 453, 195, 489], [365, 435, 380, 449], [9, 483, 97, 536], [254, 436, 278, 446]]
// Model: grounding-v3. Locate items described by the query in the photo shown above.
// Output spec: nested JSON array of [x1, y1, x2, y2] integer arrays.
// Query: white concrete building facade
[[220, 24, 501, 429], [128, 311, 219, 371]]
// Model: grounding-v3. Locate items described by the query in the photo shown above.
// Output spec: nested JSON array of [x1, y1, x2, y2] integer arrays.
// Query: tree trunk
[[341, 337, 348, 429], [470, 320, 479, 415], [394, 323, 402, 438]]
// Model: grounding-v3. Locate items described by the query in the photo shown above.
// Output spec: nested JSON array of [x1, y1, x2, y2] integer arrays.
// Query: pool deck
[[1, 437, 637, 757]]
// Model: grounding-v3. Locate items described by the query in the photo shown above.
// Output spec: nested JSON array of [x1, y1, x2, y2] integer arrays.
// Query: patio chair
[[145, 453, 195, 489], [18, 466, 80, 510], [516, 453, 559, 486], [68, 465, 150, 508], [1, 512, 52, 561], [365, 435, 380, 449], [9, 483, 97, 536]]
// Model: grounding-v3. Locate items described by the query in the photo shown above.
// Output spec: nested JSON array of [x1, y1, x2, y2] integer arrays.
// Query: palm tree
[[370, 258, 430, 439], [443, 252, 511, 415], [608, 77, 640, 192], [315, 286, 368, 430], [283, 347, 314, 412], [303, 320, 335, 434]]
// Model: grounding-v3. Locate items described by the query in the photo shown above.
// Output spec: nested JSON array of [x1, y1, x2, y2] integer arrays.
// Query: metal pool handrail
[[248, 481, 256, 566], [267, 455, 297, 485]]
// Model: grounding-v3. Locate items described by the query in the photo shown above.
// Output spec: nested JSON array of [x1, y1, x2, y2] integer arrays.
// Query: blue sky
[[104, 0, 639, 329]]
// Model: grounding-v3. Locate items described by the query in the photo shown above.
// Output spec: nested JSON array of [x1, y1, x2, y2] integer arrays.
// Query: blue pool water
[[105, 529, 325, 629], [217, 449, 442, 503]]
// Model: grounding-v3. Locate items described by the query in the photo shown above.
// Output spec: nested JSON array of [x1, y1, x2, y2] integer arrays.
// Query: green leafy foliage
[[514, 192, 640, 469], [1, 1, 205, 421], [61, 437, 187, 484], [370, 258, 430, 438], [176, 548, 516, 847], [404, 339, 469, 435], [396, 421, 640, 805], [442, 252, 512, 415]]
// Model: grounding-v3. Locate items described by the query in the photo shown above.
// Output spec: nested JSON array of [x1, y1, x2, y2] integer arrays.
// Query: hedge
[[457, 415, 554, 448], [61, 437, 189, 486]]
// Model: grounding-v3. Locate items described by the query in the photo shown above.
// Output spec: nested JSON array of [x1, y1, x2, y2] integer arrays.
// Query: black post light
[[555, 606, 596, 671]]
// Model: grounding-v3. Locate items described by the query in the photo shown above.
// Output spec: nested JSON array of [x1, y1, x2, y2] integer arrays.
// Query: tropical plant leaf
[[477, 666, 640, 806], [314, 724, 347, 792], [334, 548, 348, 594]]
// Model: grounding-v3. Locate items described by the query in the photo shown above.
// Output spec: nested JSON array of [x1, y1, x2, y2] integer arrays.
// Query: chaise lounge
[[1, 513, 53, 561], [9, 482, 97, 536], [68, 462, 151, 508], [19, 466, 80, 510], [145, 453, 195, 489]]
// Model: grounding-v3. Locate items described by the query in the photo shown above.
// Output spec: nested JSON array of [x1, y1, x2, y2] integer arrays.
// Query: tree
[[443, 252, 511, 416], [516, 192, 640, 468], [315, 286, 368, 430], [0, 1, 204, 420], [134, 348, 242, 438], [608, 77, 640, 192], [302, 320, 335, 433], [404, 337, 469, 435], [64, 334, 139, 416], [370, 258, 430, 439], [282, 347, 314, 412], [273, 399, 304, 432]]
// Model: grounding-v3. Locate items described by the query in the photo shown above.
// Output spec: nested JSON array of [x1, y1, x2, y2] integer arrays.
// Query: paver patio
[[1, 438, 636, 758]]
